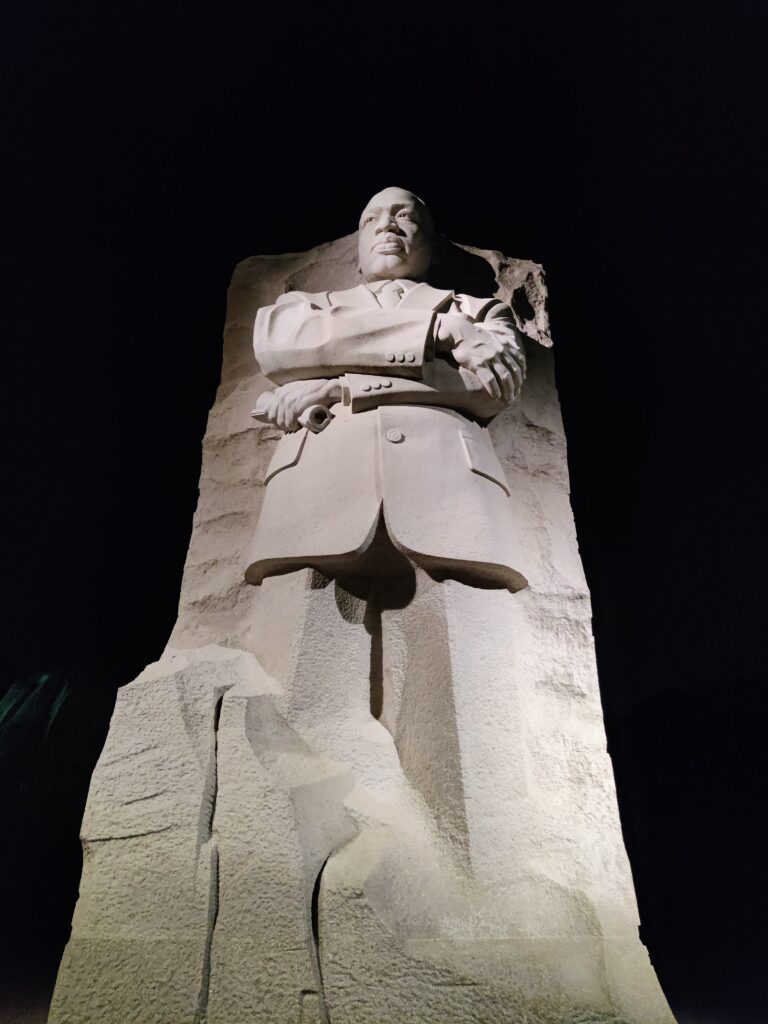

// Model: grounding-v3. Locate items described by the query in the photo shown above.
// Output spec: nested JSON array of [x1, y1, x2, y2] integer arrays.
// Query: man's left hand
[[435, 314, 520, 401]]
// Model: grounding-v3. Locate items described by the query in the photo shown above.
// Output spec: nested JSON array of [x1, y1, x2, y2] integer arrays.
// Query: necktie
[[376, 280, 404, 309]]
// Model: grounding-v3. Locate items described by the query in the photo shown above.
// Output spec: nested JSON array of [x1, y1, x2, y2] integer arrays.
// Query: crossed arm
[[252, 293, 526, 431]]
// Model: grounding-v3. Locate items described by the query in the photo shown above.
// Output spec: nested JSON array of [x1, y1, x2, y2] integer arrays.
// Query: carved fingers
[[499, 342, 525, 396], [433, 312, 475, 355], [472, 365, 500, 399], [250, 390, 274, 422], [453, 329, 524, 400], [493, 359, 516, 401], [251, 379, 341, 432], [250, 389, 286, 429], [275, 386, 302, 431]]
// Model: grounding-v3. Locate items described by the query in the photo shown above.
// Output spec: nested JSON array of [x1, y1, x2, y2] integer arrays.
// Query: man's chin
[[365, 254, 412, 280]]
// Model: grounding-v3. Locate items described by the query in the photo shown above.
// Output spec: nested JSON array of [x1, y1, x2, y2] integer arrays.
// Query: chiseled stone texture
[[50, 236, 675, 1024]]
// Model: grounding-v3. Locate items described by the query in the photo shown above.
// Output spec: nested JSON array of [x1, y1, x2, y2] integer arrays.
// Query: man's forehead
[[360, 188, 421, 217]]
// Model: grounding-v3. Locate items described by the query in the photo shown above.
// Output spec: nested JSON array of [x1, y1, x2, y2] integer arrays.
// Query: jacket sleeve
[[343, 363, 508, 424], [342, 299, 527, 424], [253, 292, 436, 386]]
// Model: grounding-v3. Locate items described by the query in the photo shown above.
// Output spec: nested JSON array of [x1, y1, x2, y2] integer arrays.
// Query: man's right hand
[[252, 378, 342, 432]]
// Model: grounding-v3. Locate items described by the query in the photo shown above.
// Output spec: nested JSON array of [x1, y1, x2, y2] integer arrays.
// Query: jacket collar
[[328, 281, 453, 311], [397, 281, 454, 311]]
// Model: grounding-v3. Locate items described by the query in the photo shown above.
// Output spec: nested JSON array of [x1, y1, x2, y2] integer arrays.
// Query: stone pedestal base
[[51, 567, 673, 1023]]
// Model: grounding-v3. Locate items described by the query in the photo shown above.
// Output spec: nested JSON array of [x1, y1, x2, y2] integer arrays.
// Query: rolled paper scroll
[[297, 404, 331, 433], [250, 401, 332, 434]]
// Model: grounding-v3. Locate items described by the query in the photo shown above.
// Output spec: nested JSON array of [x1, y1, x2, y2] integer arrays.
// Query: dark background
[[2, 2, 767, 1022]]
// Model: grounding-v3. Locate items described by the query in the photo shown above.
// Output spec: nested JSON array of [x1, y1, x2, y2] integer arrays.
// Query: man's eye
[[397, 211, 412, 220]]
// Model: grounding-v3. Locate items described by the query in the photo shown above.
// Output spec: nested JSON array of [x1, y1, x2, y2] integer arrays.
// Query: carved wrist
[[432, 315, 454, 356]]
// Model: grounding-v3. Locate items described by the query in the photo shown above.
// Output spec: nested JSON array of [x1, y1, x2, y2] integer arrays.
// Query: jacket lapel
[[397, 282, 454, 311], [329, 284, 380, 308]]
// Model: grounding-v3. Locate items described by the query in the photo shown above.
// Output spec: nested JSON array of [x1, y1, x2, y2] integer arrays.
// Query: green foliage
[[0, 671, 71, 790], [0, 667, 117, 962]]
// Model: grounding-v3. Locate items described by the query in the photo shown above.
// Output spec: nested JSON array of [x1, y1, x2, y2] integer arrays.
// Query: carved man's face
[[358, 187, 434, 282]]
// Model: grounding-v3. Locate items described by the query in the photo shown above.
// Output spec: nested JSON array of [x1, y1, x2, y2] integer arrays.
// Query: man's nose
[[375, 214, 404, 234]]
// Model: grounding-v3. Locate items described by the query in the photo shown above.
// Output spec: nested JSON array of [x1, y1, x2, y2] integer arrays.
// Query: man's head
[[358, 186, 434, 282]]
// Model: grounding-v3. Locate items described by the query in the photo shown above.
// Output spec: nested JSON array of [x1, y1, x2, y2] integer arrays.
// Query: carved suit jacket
[[245, 281, 529, 591]]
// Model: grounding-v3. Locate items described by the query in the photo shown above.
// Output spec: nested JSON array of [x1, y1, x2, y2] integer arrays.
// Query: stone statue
[[49, 189, 677, 1024], [246, 185, 528, 592]]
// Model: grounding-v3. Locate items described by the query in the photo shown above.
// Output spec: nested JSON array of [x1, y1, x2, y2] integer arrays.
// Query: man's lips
[[373, 237, 405, 254]]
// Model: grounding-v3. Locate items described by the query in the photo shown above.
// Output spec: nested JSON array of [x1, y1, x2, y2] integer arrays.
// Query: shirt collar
[[366, 278, 419, 293]]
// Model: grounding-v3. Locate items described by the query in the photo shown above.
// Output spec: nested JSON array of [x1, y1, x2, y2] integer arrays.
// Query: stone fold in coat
[[245, 281, 529, 591]]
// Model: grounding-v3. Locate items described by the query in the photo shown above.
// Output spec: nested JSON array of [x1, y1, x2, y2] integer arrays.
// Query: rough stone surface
[[50, 235, 675, 1023]]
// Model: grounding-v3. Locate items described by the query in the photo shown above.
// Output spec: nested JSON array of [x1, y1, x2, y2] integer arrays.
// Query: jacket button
[[396, 353, 406, 362], [373, 382, 382, 389], [382, 380, 392, 388], [362, 383, 372, 391], [386, 429, 404, 443], [405, 352, 416, 362], [385, 352, 396, 362]]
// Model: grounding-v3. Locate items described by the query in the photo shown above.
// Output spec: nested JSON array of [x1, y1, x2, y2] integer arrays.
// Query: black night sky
[[2, 3, 767, 1022]]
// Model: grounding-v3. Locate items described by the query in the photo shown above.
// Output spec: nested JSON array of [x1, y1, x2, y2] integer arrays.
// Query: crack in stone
[[87, 823, 174, 842], [120, 789, 168, 805], [100, 742, 160, 767], [193, 691, 224, 1024], [193, 842, 220, 1024], [310, 855, 331, 1024]]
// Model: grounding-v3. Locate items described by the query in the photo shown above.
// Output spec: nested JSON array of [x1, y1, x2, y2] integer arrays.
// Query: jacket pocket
[[264, 429, 307, 484], [459, 433, 510, 496]]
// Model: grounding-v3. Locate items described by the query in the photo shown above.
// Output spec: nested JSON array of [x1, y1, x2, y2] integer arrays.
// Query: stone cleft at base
[[50, 642, 672, 1024]]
